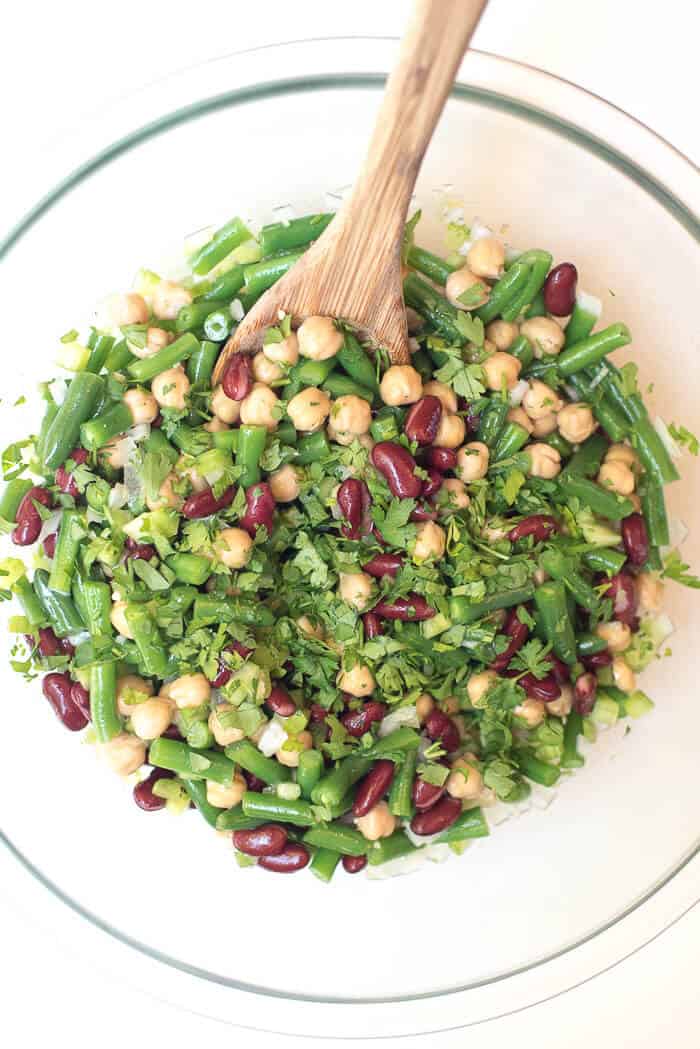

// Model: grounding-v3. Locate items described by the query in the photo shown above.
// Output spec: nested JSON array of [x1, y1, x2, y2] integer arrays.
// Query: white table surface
[[1, 2, 698, 1046]]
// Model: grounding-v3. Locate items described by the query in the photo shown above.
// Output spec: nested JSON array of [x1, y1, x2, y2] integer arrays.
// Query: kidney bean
[[243, 770, 266, 793], [182, 485, 235, 519], [410, 503, 438, 522], [337, 478, 371, 540], [621, 513, 649, 566], [520, 673, 561, 701], [404, 395, 442, 446], [12, 486, 53, 546], [133, 768, 176, 811], [373, 594, 435, 622], [210, 640, 253, 687], [43, 532, 57, 559], [464, 404, 481, 435], [259, 843, 310, 873], [490, 608, 529, 671], [583, 649, 612, 671], [341, 700, 386, 738], [362, 553, 403, 578], [507, 514, 559, 543], [162, 723, 185, 741], [70, 681, 91, 721], [543, 262, 578, 316], [362, 612, 383, 639], [342, 854, 368, 874], [265, 684, 296, 718], [421, 468, 444, 500], [545, 654, 571, 685], [54, 447, 88, 498], [425, 447, 457, 473], [412, 776, 445, 811], [603, 572, 638, 626], [240, 482, 275, 536], [574, 672, 598, 716], [42, 672, 88, 731], [124, 536, 157, 561], [222, 353, 253, 401], [352, 760, 395, 817], [234, 824, 288, 857], [371, 442, 422, 499], [424, 709, 460, 753], [310, 703, 329, 723], [410, 795, 461, 836], [26, 627, 61, 658]]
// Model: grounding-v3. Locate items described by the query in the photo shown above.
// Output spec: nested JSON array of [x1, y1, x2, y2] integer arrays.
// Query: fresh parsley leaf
[[434, 353, 486, 401], [668, 423, 699, 456], [662, 549, 700, 589], [371, 499, 417, 549], [502, 469, 526, 506], [509, 638, 553, 679], [615, 362, 639, 398]]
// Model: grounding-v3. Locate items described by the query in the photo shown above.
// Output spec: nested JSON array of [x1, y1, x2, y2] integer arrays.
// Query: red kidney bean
[[424, 709, 460, 753], [151, 412, 163, 429], [222, 353, 253, 401], [210, 640, 253, 687], [410, 795, 461, 836], [520, 673, 561, 701], [337, 478, 371, 540], [341, 700, 386, 738], [621, 513, 649, 566], [410, 503, 438, 522], [543, 262, 578, 316], [490, 608, 529, 672], [362, 612, 383, 639], [54, 447, 88, 498], [162, 723, 185, 741], [182, 485, 235, 519], [342, 854, 368, 874], [27, 627, 61, 658], [373, 594, 435, 622], [70, 681, 91, 721], [42, 672, 88, 731], [352, 760, 395, 817], [507, 514, 558, 543], [12, 486, 53, 546], [545, 654, 571, 685], [210, 663, 232, 688], [603, 572, 638, 626], [404, 395, 442, 446], [310, 703, 329, 723], [233, 824, 288, 857], [421, 468, 444, 500], [133, 768, 176, 811], [240, 481, 276, 536], [412, 776, 445, 811], [574, 672, 598, 716], [371, 442, 422, 499], [124, 536, 157, 561], [425, 447, 457, 473], [362, 553, 403, 578], [43, 532, 57, 558], [243, 771, 266, 792], [265, 684, 296, 718], [583, 649, 612, 670], [259, 843, 310, 873]]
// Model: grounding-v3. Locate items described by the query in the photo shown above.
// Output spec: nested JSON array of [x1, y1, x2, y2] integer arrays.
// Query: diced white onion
[[257, 720, 287, 758], [86, 508, 103, 524], [230, 299, 244, 322], [277, 782, 301, 801], [271, 204, 296, 226], [425, 843, 452, 864], [405, 825, 443, 848], [123, 464, 145, 506], [509, 379, 529, 407], [654, 417, 682, 461], [126, 423, 151, 444], [37, 510, 62, 546], [108, 483, 129, 510], [378, 705, 419, 737], [575, 289, 602, 321]]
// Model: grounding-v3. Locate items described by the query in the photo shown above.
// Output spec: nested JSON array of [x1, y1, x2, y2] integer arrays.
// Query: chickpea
[[129, 326, 172, 360], [110, 601, 133, 639], [358, 433, 375, 453], [116, 674, 154, 717], [628, 493, 642, 513], [416, 694, 435, 723], [327, 422, 354, 447], [252, 351, 283, 384], [412, 520, 446, 562], [208, 705, 244, 747], [440, 477, 470, 511], [596, 620, 632, 653], [206, 772, 247, 809], [379, 365, 423, 407], [297, 316, 343, 361], [486, 319, 520, 351], [483, 351, 521, 392], [240, 382, 279, 431], [269, 464, 301, 502], [97, 733, 146, 776], [276, 730, 313, 768], [456, 441, 490, 482], [146, 471, 182, 512], [446, 755, 483, 800], [152, 366, 190, 411], [337, 663, 375, 697], [203, 416, 229, 433], [522, 380, 564, 421], [287, 386, 330, 432], [211, 384, 241, 424], [507, 406, 534, 435], [214, 527, 252, 570], [467, 236, 505, 279], [467, 669, 498, 707], [406, 307, 424, 334], [130, 698, 173, 741], [355, 800, 396, 841], [520, 316, 565, 358], [435, 413, 465, 449], [531, 413, 558, 438], [96, 292, 149, 329], [422, 380, 457, 413], [513, 698, 546, 728], [101, 435, 130, 471], [339, 571, 374, 612], [263, 332, 299, 366], [612, 657, 637, 694], [605, 443, 640, 471], [152, 280, 192, 321], [482, 522, 509, 543], [597, 461, 635, 496], [528, 443, 561, 479], [168, 673, 211, 709], [445, 266, 489, 310], [123, 387, 159, 426], [297, 615, 324, 639], [557, 402, 596, 444], [546, 685, 573, 718], [330, 395, 372, 440], [636, 573, 665, 616]]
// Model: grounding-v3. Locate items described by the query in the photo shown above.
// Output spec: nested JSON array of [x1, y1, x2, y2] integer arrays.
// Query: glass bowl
[[1, 38, 699, 1040]]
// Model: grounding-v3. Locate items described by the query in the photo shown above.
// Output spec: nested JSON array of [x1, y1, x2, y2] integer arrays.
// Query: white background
[[1, 1, 698, 1046]]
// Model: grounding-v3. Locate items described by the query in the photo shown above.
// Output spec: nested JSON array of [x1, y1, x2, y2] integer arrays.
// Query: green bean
[[36, 399, 59, 465], [166, 552, 212, 586], [303, 822, 368, 856], [103, 339, 135, 374], [644, 547, 663, 572], [215, 807, 262, 832], [362, 727, 421, 760], [297, 749, 324, 799], [582, 548, 627, 576], [189, 216, 252, 276], [560, 432, 608, 480], [540, 549, 600, 613], [524, 289, 546, 319], [259, 213, 333, 257], [533, 580, 577, 664], [275, 419, 298, 447], [86, 332, 114, 374], [180, 778, 221, 828], [557, 323, 631, 377], [474, 262, 531, 324], [309, 847, 341, 883], [174, 301, 226, 333], [367, 830, 419, 866], [124, 603, 168, 677], [12, 575, 47, 626], [33, 570, 84, 636], [403, 272, 465, 343], [171, 425, 213, 456], [577, 632, 608, 656], [322, 374, 375, 403], [0, 479, 33, 522], [148, 738, 236, 784], [336, 332, 379, 391], [558, 475, 634, 521], [287, 356, 337, 396], [311, 755, 373, 809], [521, 359, 560, 386], [388, 748, 416, 819], [195, 264, 246, 303], [565, 297, 600, 347], [561, 712, 585, 769], [224, 739, 292, 785], [127, 332, 199, 383], [631, 417, 680, 486], [295, 431, 331, 465], [515, 749, 560, 787], [89, 661, 121, 742], [48, 510, 85, 594], [477, 399, 509, 448], [142, 428, 179, 465], [492, 422, 529, 462], [212, 429, 239, 452], [508, 334, 535, 369], [202, 310, 232, 343], [370, 408, 402, 443], [541, 431, 573, 459], [241, 790, 315, 826], [640, 477, 670, 548], [325, 790, 355, 820], [411, 348, 434, 382], [407, 244, 456, 285], [80, 402, 133, 452], [186, 340, 219, 391], [192, 595, 274, 627], [242, 250, 305, 301], [235, 424, 269, 488], [449, 585, 536, 625], [41, 372, 105, 470], [82, 581, 112, 642], [500, 252, 552, 323], [434, 807, 489, 844]]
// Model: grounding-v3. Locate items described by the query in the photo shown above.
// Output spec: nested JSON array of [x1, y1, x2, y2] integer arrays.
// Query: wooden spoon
[[213, 0, 487, 381]]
